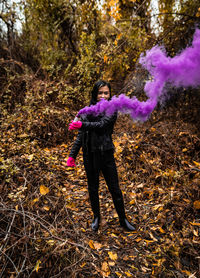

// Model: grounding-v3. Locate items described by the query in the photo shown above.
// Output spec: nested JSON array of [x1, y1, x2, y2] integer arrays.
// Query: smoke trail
[[139, 28, 200, 100], [77, 95, 156, 121], [77, 28, 200, 121]]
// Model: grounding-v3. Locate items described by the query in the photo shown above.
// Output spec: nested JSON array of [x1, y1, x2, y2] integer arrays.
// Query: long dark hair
[[90, 80, 111, 105]]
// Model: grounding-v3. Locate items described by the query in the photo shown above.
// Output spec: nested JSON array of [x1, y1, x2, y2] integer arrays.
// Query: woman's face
[[97, 85, 110, 102]]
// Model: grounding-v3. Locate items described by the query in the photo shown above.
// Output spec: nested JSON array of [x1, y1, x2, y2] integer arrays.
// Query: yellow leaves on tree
[[107, 0, 121, 21], [104, 55, 108, 64], [196, 7, 200, 17]]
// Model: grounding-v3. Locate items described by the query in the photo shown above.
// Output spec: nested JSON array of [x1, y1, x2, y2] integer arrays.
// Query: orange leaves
[[107, 0, 122, 21], [3, 102, 200, 277], [104, 55, 108, 64], [196, 7, 200, 17], [101, 261, 110, 277], [190, 222, 200, 227], [116, 33, 122, 40], [93, 242, 103, 250], [88, 240, 103, 250], [152, 204, 163, 211], [88, 240, 95, 249], [108, 251, 118, 261], [135, 237, 142, 242], [39, 185, 49, 195], [43, 206, 50, 211], [65, 202, 79, 211], [193, 160, 200, 168], [114, 33, 122, 46], [193, 200, 200, 209], [159, 227, 166, 234], [124, 271, 132, 277]]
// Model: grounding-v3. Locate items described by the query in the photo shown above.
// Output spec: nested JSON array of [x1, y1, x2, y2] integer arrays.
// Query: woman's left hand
[[68, 121, 82, 130]]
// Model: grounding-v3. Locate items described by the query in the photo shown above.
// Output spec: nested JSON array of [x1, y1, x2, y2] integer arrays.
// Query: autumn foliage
[[1, 0, 200, 277]]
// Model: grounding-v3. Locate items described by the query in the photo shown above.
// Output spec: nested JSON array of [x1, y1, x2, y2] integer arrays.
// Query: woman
[[67, 80, 136, 232]]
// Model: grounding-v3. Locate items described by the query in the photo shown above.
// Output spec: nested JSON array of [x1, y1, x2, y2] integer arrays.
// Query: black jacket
[[69, 113, 117, 159]]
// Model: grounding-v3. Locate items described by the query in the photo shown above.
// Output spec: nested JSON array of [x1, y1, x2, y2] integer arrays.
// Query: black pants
[[83, 149, 126, 220]]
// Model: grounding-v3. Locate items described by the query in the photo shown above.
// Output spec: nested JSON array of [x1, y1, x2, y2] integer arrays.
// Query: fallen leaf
[[47, 240, 55, 246], [135, 237, 142, 242], [182, 270, 192, 276], [190, 222, 200, 226], [125, 271, 132, 277], [108, 251, 118, 261], [144, 240, 154, 246], [31, 198, 39, 205], [159, 227, 166, 234], [101, 261, 110, 277], [193, 229, 198, 236], [111, 233, 118, 237], [88, 240, 95, 249], [34, 259, 41, 272], [93, 242, 103, 250], [137, 183, 144, 188], [28, 154, 34, 161], [193, 161, 200, 167], [43, 206, 50, 211], [115, 271, 122, 277], [80, 262, 86, 268], [193, 200, 200, 209], [183, 198, 190, 203], [40, 185, 49, 195], [152, 204, 163, 211], [129, 264, 138, 270]]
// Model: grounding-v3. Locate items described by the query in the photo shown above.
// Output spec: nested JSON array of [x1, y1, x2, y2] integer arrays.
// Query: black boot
[[113, 195, 136, 231], [91, 216, 100, 232], [90, 193, 100, 232], [119, 218, 136, 231], [88, 189, 101, 231]]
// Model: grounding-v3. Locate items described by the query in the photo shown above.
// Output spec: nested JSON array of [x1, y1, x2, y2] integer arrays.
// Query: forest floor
[[1, 90, 200, 278]]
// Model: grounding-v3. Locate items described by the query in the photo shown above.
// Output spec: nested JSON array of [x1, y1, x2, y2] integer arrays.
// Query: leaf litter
[[1, 92, 200, 277]]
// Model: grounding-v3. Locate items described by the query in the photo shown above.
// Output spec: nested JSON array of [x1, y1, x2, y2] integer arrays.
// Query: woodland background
[[0, 0, 200, 277]]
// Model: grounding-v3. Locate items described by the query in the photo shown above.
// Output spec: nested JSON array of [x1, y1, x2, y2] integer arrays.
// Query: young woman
[[67, 80, 136, 232]]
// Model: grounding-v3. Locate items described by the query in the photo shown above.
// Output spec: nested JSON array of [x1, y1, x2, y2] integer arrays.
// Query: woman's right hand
[[66, 157, 76, 167]]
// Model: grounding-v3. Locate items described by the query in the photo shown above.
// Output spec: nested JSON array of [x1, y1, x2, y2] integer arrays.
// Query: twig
[[0, 206, 85, 249], [0, 249, 19, 275], [2, 211, 16, 243]]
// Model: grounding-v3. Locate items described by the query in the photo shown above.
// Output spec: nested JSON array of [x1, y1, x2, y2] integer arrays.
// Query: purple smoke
[[77, 95, 156, 121], [78, 28, 200, 121]]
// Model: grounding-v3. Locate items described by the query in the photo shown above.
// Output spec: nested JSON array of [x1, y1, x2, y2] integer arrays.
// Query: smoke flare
[[78, 28, 200, 121]]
